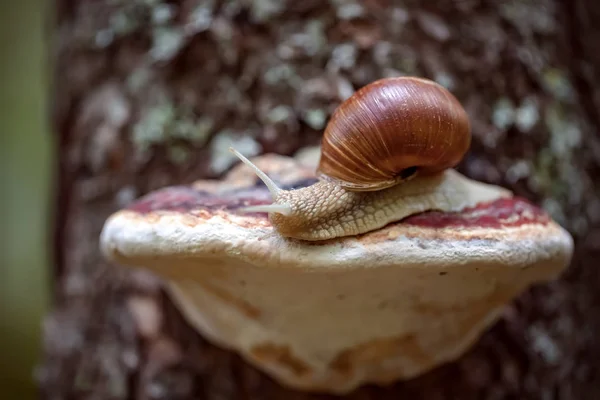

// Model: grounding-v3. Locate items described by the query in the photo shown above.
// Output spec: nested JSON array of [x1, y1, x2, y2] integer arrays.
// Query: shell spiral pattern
[[316, 77, 471, 191]]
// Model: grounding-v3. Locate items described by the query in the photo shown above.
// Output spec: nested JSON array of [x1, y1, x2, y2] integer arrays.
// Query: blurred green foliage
[[0, 0, 51, 398]]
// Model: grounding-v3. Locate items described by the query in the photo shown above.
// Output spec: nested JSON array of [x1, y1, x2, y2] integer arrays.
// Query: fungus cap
[[100, 152, 573, 394]]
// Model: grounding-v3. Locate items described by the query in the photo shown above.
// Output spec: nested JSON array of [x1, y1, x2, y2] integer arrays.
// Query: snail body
[[262, 170, 508, 241], [231, 77, 482, 241]]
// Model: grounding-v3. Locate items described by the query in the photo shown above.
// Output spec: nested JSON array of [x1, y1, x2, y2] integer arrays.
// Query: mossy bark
[[42, 0, 600, 398]]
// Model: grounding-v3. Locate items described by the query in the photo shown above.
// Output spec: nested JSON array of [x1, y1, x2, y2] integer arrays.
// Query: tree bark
[[42, 0, 600, 399]]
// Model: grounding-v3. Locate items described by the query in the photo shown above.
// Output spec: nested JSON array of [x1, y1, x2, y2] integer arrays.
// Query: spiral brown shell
[[316, 77, 471, 191]]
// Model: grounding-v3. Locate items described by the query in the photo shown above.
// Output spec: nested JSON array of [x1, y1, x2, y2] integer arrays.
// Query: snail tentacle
[[240, 203, 292, 216], [229, 147, 282, 198], [229, 147, 293, 216]]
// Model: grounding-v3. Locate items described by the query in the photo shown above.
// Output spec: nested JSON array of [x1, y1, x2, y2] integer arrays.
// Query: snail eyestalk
[[229, 147, 282, 198], [229, 147, 292, 216]]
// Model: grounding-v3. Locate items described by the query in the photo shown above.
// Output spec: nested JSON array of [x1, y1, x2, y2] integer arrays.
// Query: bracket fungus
[[101, 150, 573, 394], [101, 78, 573, 393]]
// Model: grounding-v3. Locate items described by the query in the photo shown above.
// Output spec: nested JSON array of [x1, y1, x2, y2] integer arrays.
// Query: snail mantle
[[100, 152, 573, 394]]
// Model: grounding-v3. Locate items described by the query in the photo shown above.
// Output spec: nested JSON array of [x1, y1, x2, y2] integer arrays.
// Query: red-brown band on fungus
[[126, 186, 550, 230], [100, 153, 573, 394], [404, 198, 550, 229]]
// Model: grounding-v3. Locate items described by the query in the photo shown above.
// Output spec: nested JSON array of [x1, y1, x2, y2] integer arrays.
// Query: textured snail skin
[[269, 169, 510, 241], [317, 77, 471, 191]]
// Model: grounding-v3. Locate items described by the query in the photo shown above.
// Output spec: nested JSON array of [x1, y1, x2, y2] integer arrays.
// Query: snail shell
[[316, 77, 472, 191]]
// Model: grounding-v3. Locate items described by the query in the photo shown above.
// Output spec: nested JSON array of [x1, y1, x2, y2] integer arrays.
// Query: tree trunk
[[41, 0, 600, 399]]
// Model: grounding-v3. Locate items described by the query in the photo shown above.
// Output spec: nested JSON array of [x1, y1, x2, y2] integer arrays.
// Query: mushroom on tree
[[100, 151, 573, 394], [100, 77, 573, 393]]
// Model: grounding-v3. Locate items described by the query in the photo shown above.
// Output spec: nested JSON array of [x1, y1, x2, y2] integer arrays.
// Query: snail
[[230, 76, 476, 241]]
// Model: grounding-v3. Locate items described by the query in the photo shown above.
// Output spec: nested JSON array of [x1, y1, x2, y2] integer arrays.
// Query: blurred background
[[1, 0, 599, 399], [0, 0, 50, 398]]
